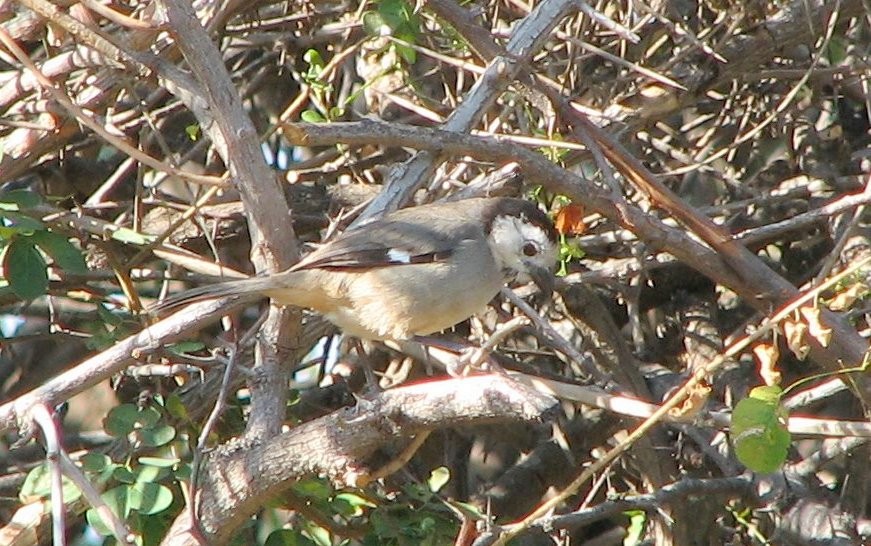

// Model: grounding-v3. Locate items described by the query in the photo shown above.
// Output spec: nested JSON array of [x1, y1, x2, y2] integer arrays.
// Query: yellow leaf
[[783, 319, 809, 360], [827, 282, 868, 311], [800, 306, 832, 348], [753, 343, 781, 386], [667, 380, 712, 422]]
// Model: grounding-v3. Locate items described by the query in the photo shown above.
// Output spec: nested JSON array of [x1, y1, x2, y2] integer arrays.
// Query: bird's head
[[485, 198, 559, 293]]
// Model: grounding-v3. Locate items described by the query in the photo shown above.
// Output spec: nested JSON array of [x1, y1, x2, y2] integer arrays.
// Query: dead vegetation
[[1, 0, 871, 544]]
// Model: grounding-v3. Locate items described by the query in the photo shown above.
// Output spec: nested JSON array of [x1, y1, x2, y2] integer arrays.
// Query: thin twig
[[59, 451, 134, 545], [0, 28, 224, 187], [501, 287, 611, 385], [29, 404, 66, 546], [491, 252, 871, 545]]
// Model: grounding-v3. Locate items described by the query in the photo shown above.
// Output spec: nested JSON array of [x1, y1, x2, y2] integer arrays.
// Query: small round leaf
[[3, 237, 48, 299], [129, 482, 173, 515], [138, 423, 176, 447], [731, 388, 791, 474], [86, 485, 131, 536], [265, 529, 317, 546]]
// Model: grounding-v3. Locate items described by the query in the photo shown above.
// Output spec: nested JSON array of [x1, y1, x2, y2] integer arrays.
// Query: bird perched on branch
[[154, 197, 558, 341]]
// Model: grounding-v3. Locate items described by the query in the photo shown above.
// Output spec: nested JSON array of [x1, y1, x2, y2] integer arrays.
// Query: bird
[[153, 197, 559, 341]]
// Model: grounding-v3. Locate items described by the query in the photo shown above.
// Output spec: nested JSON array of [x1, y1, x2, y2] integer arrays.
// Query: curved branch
[[162, 375, 558, 545]]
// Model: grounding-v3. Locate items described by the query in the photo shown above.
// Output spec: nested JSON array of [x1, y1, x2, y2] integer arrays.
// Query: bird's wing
[[292, 218, 473, 272]]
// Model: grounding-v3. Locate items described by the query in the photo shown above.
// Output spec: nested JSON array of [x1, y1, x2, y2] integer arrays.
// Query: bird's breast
[[341, 247, 502, 340]]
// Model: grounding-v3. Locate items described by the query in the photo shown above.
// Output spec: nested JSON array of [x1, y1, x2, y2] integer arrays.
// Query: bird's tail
[[149, 276, 275, 315]]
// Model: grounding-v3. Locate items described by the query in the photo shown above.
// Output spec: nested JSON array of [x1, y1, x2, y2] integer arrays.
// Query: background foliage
[[1, 0, 871, 545]]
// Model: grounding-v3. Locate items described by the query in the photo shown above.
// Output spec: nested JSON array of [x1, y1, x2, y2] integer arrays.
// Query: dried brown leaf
[[827, 282, 868, 311], [783, 319, 810, 361], [753, 342, 781, 386], [800, 306, 832, 348]]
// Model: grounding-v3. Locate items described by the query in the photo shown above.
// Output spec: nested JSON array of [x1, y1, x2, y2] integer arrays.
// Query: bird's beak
[[525, 263, 555, 299]]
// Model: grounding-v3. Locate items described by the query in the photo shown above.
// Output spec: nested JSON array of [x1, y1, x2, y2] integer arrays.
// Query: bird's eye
[[522, 242, 538, 257]]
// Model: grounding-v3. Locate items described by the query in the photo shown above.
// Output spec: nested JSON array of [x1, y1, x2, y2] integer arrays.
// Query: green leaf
[[731, 386, 791, 473], [303, 523, 330, 546], [0, 225, 20, 239], [3, 237, 48, 299], [166, 341, 206, 356], [427, 467, 450, 493], [31, 230, 87, 274], [80, 453, 112, 473], [0, 189, 42, 210], [110, 227, 155, 245], [174, 463, 192, 480], [265, 530, 317, 546], [80, 453, 118, 484], [185, 124, 200, 141], [328, 499, 355, 519], [301, 110, 325, 123], [292, 478, 332, 500], [334, 492, 375, 509], [623, 510, 646, 546], [137, 406, 162, 427], [0, 211, 44, 233], [138, 423, 176, 447], [747, 385, 784, 405], [362, 11, 386, 36], [557, 233, 584, 277], [129, 482, 173, 515], [395, 41, 416, 64], [134, 464, 167, 484], [104, 404, 138, 436], [113, 466, 137, 484], [826, 36, 848, 65], [303, 49, 324, 69], [104, 404, 161, 438], [378, 0, 419, 36], [450, 500, 484, 518], [164, 394, 189, 421], [86, 485, 131, 536], [302, 49, 327, 87], [19, 462, 82, 504], [139, 510, 171, 546], [139, 456, 181, 468]]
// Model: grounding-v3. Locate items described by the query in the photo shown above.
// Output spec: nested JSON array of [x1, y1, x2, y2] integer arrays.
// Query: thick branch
[[0, 300, 246, 437], [162, 375, 558, 545], [282, 120, 869, 383], [155, 0, 300, 439]]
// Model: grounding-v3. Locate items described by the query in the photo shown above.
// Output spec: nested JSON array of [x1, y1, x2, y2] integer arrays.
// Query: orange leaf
[[554, 203, 586, 235], [667, 380, 712, 421]]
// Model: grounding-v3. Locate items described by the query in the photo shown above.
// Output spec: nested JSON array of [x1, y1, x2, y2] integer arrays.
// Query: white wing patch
[[387, 249, 413, 264]]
